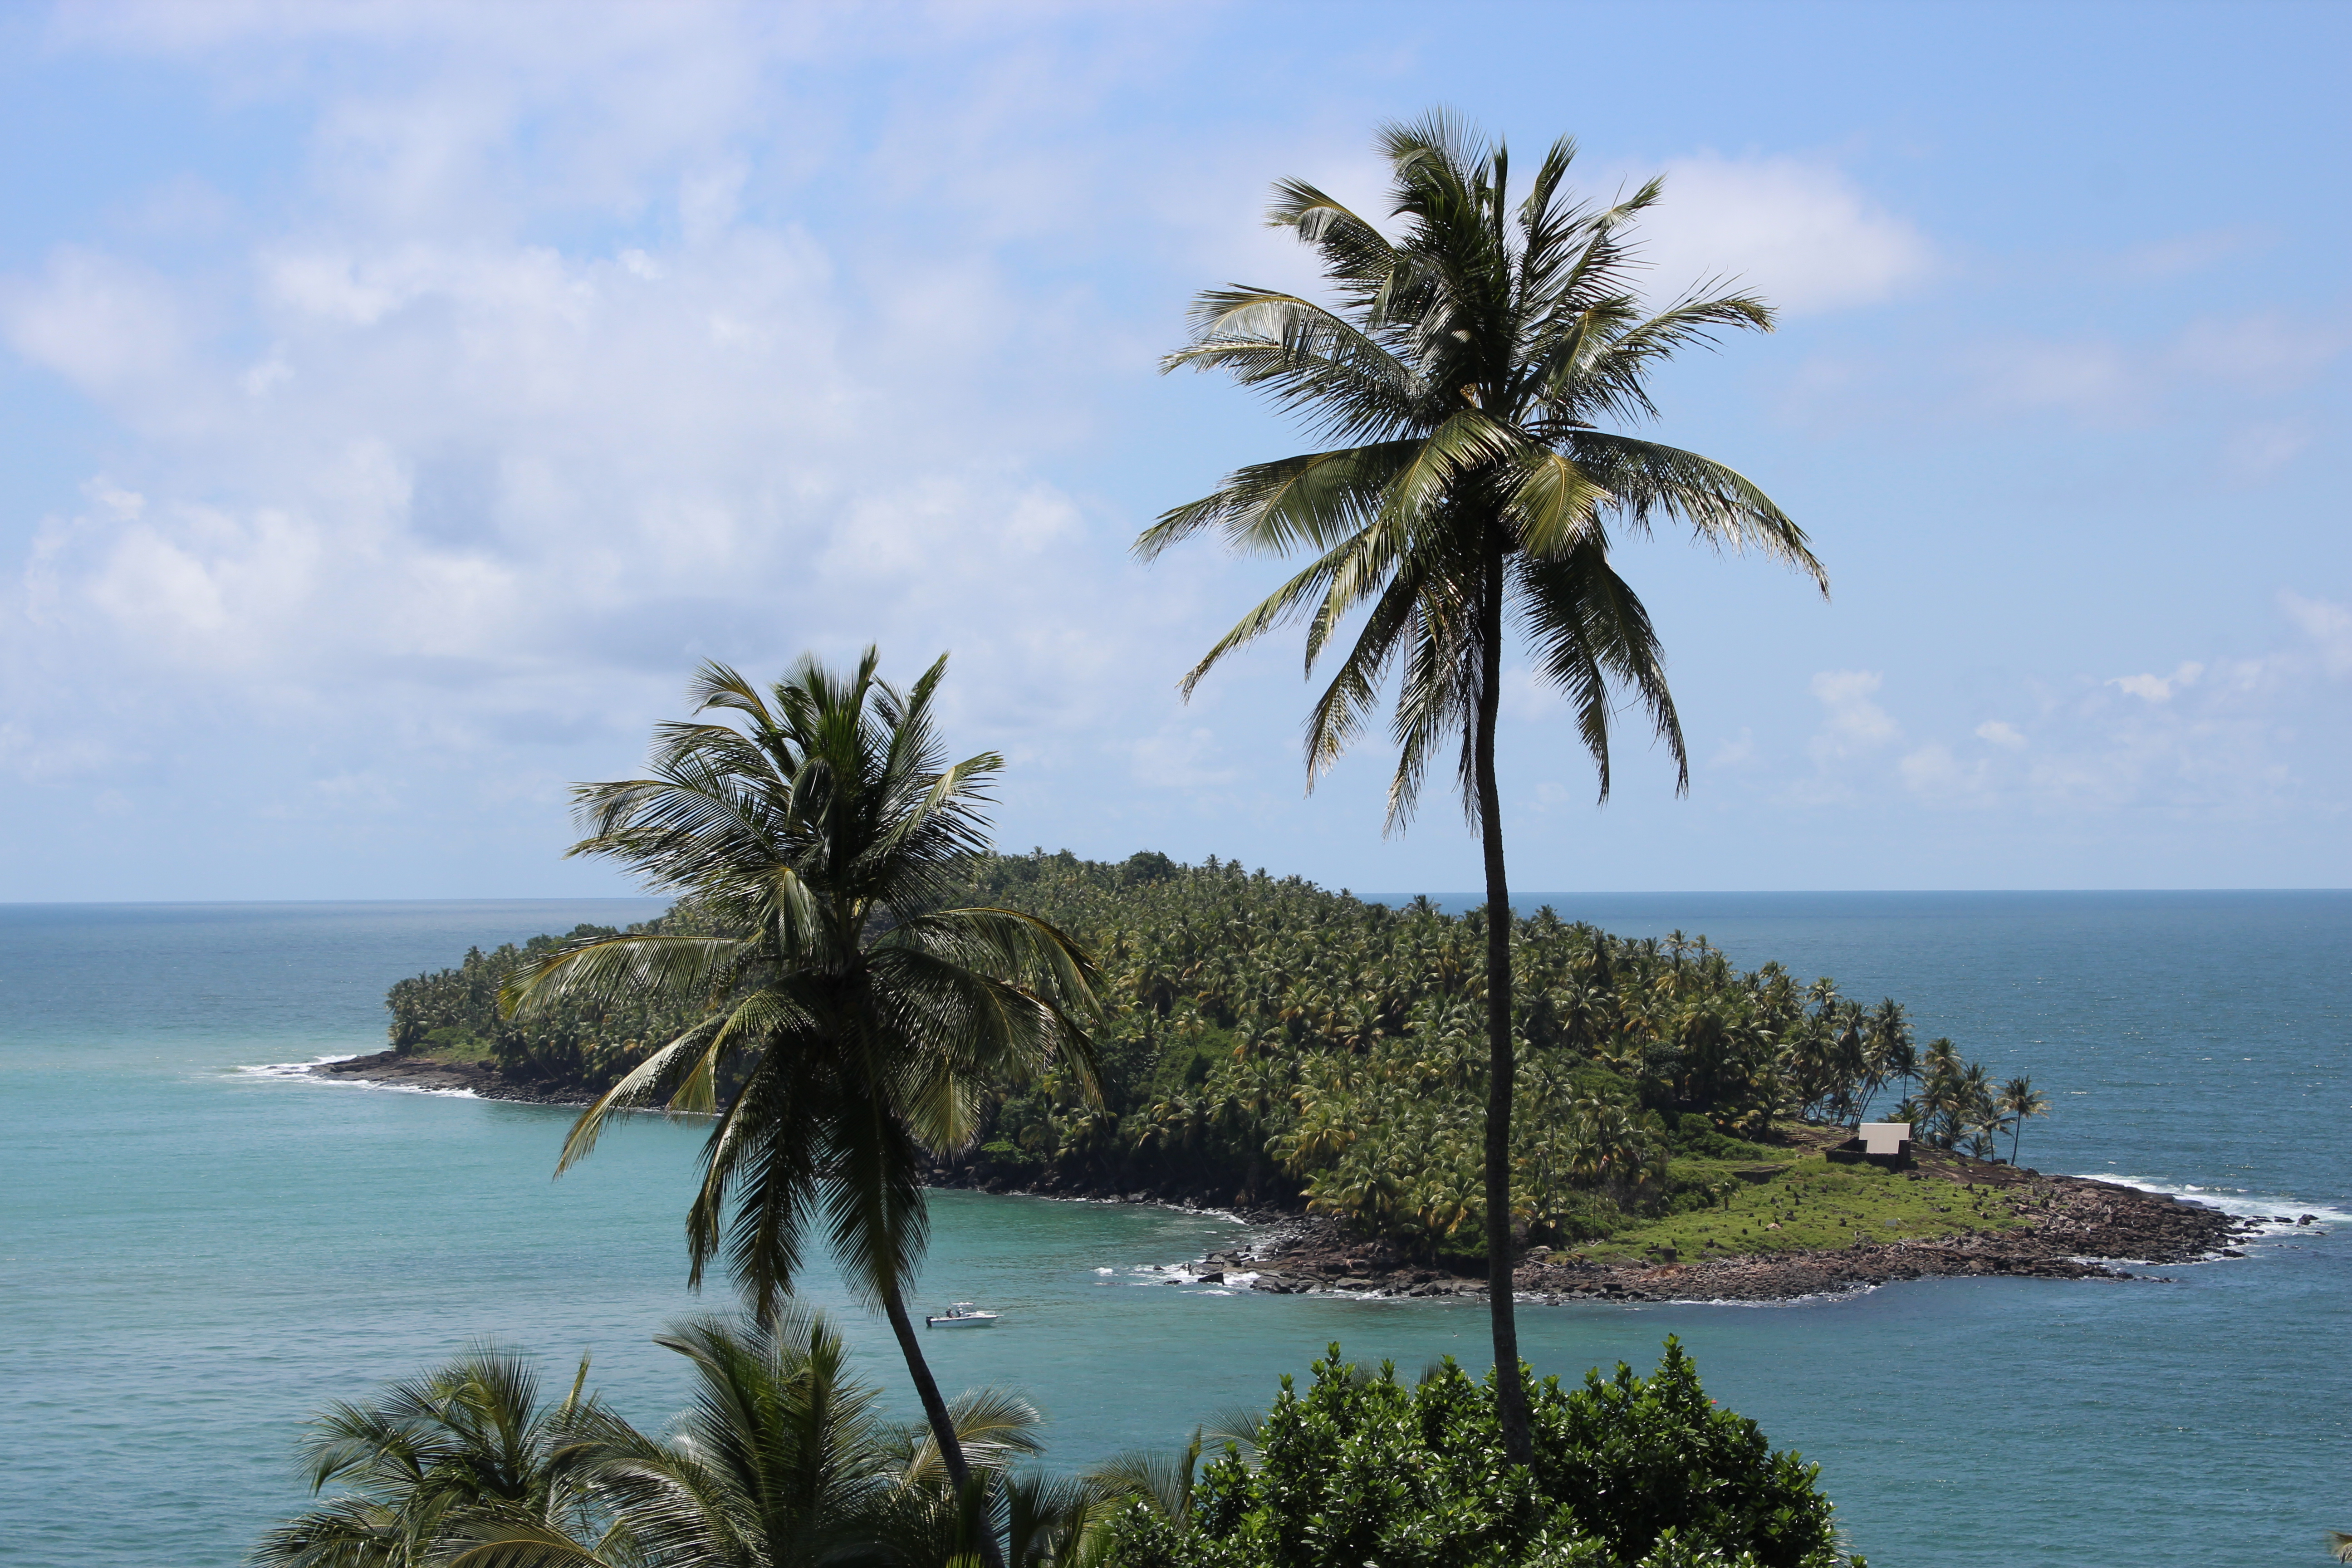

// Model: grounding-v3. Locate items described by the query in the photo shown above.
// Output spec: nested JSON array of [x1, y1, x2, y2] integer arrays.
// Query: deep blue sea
[[2, 893, 2347, 1567]]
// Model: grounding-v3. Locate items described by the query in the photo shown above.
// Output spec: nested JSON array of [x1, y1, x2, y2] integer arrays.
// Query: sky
[[1, 0, 2346, 901]]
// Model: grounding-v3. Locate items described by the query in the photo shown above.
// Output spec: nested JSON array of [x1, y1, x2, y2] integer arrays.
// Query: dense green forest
[[387, 851, 2026, 1262]]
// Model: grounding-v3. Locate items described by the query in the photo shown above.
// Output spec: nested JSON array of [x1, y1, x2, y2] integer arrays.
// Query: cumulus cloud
[[1807, 669, 1900, 756], [1767, 591, 2352, 828], [1898, 741, 1989, 805], [1974, 720, 2027, 748], [0, 4, 1247, 867], [1776, 669, 1901, 806], [1631, 152, 1933, 314], [2108, 662, 2204, 703], [0, 248, 190, 403]]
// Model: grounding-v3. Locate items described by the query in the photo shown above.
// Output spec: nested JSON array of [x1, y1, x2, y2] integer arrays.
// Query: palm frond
[[1561, 431, 1826, 592]]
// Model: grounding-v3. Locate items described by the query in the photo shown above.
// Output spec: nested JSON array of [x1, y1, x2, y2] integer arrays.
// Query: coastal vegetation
[[387, 848, 2043, 1270], [500, 652, 1102, 1568], [255, 1307, 1071, 1568], [1137, 110, 1824, 1460], [1103, 1339, 1848, 1568], [253, 1323, 1854, 1568]]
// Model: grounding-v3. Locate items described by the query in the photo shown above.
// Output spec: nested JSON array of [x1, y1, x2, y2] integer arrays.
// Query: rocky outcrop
[[1211, 1161, 2255, 1304], [311, 1050, 594, 1106]]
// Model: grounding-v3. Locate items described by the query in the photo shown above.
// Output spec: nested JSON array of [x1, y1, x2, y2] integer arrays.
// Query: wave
[[232, 1055, 481, 1099], [2077, 1173, 2347, 1227], [235, 1053, 361, 1078]]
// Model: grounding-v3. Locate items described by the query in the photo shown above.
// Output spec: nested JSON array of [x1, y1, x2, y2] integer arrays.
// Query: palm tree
[[251, 1345, 602, 1568], [1136, 112, 1822, 1463], [443, 1309, 1066, 1568], [1999, 1074, 2050, 1165], [502, 651, 1102, 1565], [2328, 1528, 2352, 1562]]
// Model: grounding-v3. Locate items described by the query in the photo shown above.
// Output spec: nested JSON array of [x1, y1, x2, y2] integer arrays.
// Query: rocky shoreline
[[936, 1142, 2299, 1303], [1198, 1160, 2300, 1304], [309, 1049, 596, 1106], [311, 1051, 2311, 1302]]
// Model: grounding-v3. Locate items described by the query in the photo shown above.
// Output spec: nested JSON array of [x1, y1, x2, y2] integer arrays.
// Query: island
[[325, 850, 2265, 1300]]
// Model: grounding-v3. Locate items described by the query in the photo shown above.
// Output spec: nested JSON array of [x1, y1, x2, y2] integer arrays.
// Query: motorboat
[[925, 1302, 999, 1329]]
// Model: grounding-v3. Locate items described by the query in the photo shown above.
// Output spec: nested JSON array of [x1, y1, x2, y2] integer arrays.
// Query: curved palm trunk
[[882, 1284, 1009, 1568], [1474, 540, 1534, 1469]]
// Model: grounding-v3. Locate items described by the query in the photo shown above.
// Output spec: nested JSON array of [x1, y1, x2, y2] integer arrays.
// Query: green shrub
[[1101, 1340, 1851, 1568], [978, 1138, 1039, 1176]]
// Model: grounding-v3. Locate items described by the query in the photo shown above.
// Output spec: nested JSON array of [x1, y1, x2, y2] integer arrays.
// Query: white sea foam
[[2077, 1173, 2347, 1228], [233, 1055, 480, 1098], [235, 1053, 361, 1079]]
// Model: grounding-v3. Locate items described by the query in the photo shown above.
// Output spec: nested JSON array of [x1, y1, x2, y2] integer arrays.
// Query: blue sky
[[1, 0, 2346, 900]]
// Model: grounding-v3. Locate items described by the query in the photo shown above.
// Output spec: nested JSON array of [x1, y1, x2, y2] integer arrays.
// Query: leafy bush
[[1102, 1339, 1852, 1568]]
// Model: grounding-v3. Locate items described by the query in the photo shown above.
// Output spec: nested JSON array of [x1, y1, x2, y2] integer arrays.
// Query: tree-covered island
[[344, 846, 2239, 1302]]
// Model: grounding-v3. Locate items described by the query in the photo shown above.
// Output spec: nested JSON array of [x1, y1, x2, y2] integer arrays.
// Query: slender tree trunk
[[883, 1284, 1009, 1568], [1474, 539, 1534, 1469]]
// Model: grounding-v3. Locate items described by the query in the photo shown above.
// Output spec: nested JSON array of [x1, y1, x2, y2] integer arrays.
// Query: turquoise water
[[2, 894, 2347, 1567]]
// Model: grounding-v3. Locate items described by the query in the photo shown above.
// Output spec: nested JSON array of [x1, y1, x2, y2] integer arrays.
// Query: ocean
[[1, 893, 2346, 1567]]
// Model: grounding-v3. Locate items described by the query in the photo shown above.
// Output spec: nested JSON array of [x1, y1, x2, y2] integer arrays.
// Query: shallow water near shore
[[2, 892, 2347, 1567]]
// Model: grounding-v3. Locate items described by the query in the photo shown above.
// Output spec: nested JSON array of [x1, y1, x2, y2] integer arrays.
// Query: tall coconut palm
[[501, 651, 1101, 1563], [1999, 1074, 2049, 1165], [1138, 112, 1823, 1461]]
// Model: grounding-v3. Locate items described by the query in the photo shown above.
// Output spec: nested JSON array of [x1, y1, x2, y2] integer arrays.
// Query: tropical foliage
[[390, 851, 2040, 1268], [385, 909, 719, 1091], [254, 1309, 1101, 1568], [1096, 1339, 1854, 1568], [251, 1344, 605, 1568], [963, 852, 2032, 1260], [255, 1323, 1858, 1568], [496, 652, 1102, 1566]]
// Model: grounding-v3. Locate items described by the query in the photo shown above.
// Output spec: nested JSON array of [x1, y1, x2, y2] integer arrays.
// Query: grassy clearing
[[1568, 1154, 2029, 1264], [412, 1027, 496, 1064]]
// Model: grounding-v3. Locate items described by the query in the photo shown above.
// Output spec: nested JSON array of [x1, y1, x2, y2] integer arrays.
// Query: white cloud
[[1968, 338, 2141, 424], [1129, 722, 1237, 790], [0, 11, 1240, 834], [1632, 152, 1934, 314], [2117, 227, 2269, 280], [2224, 419, 2312, 480], [1807, 669, 1899, 755], [2171, 314, 2350, 389], [2281, 592, 2352, 677], [1777, 670, 1901, 805], [2108, 662, 2204, 703], [1710, 727, 1758, 769], [1899, 741, 1989, 805], [1965, 314, 2347, 431], [0, 248, 188, 401], [1974, 720, 2027, 748]]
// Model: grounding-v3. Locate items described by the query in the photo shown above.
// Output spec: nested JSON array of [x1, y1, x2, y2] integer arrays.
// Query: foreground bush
[[1100, 1339, 1855, 1568]]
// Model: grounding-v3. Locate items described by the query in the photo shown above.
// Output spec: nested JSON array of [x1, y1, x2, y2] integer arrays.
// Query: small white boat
[[925, 1302, 1000, 1329]]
